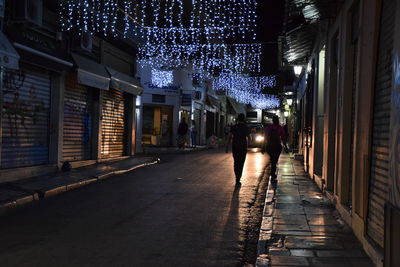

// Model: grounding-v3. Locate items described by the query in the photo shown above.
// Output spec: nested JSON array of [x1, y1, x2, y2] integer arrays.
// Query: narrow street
[[0, 149, 269, 267]]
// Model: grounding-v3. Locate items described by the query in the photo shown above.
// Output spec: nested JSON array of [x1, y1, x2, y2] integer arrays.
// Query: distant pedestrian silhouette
[[228, 114, 249, 185], [265, 115, 286, 180], [177, 118, 188, 149]]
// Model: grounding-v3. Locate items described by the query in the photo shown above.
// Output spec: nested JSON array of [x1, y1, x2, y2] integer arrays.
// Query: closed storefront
[[206, 110, 215, 138], [101, 88, 127, 158], [367, 0, 396, 248], [63, 73, 93, 162], [1, 64, 51, 168]]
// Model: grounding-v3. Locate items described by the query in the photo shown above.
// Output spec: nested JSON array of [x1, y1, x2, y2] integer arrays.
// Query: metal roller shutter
[[206, 111, 215, 139], [101, 88, 126, 158], [367, 0, 396, 248], [63, 73, 93, 162], [1, 64, 51, 168]]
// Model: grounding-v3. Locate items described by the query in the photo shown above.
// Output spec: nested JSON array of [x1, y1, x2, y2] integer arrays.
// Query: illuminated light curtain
[[138, 43, 262, 74], [213, 73, 280, 109], [60, 0, 257, 42], [60, 0, 264, 84], [151, 69, 174, 87]]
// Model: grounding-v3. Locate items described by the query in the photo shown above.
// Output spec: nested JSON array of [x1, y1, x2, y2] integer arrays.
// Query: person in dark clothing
[[228, 113, 249, 185], [265, 115, 286, 180], [177, 118, 188, 149]]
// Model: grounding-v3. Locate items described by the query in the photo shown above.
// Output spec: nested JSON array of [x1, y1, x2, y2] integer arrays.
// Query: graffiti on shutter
[[63, 73, 93, 162], [367, 0, 395, 248], [1, 64, 51, 168], [101, 88, 126, 158]]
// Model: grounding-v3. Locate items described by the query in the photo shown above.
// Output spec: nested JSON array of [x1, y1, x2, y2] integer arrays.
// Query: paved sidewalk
[[257, 154, 374, 267], [0, 156, 159, 215]]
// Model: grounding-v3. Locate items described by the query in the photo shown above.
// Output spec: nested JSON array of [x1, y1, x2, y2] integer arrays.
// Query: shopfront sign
[[146, 83, 180, 95]]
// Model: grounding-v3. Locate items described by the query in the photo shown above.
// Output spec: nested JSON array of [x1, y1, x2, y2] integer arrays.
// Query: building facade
[[283, 0, 400, 266], [0, 0, 143, 181]]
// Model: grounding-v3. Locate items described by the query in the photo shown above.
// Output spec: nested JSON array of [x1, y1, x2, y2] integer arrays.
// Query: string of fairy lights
[[60, 0, 280, 109], [60, 0, 257, 41], [138, 43, 262, 74], [213, 73, 280, 109]]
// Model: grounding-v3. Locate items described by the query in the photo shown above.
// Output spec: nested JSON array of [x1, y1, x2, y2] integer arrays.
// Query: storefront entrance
[[142, 105, 173, 146]]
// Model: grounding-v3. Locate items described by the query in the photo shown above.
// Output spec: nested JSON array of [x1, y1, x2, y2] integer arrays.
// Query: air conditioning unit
[[12, 0, 43, 26], [74, 31, 93, 52]]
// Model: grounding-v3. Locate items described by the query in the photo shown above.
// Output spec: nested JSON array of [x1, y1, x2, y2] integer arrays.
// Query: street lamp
[[287, 99, 293, 106], [293, 66, 302, 76]]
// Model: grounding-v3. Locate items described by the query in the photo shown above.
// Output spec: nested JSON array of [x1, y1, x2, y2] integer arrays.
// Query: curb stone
[[0, 190, 40, 215], [0, 201, 17, 214], [0, 158, 160, 216], [256, 173, 277, 267]]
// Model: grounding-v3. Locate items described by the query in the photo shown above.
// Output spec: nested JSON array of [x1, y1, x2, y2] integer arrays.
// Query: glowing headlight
[[255, 135, 264, 142]]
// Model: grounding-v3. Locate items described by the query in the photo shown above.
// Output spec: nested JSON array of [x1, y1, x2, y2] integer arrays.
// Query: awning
[[71, 53, 110, 90], [227, 97, 246, 115], [106, 67, 143, 96], [206, 95, 220, 108], [0, 31, 19, 69]]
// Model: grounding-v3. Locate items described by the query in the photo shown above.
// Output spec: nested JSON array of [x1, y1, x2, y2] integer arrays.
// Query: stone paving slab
[[285, 236, 344, 250], [316, 249, 366, 258], [273, 209, 305, 216], [273, 214, 307, 221], [273, 231, 313, 237], [274, 217, 308, 225], [270, 256, 309, 266], [273, 224, 310, 232], [256, 154, 374, 267], [289, 249, 315, 257]]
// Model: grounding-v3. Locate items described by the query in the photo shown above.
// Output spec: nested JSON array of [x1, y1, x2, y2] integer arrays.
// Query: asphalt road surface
[[0, 148, 270, 267]]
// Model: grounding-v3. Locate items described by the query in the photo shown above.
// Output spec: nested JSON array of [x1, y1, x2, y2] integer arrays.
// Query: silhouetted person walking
[[265, 115, 286, 180], [228, 114, 249, 185], [177, 118, 188, 149], [190, 120, 197, 147]]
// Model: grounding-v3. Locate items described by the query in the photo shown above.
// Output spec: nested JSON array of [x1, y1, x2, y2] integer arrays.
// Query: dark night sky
[[256, 0, 285, 75]]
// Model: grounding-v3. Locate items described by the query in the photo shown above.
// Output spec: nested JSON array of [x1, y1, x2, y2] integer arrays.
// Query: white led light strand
[[138, 43, 262, 75], [213, 73, 280, 109], [60, 0, 258, 42], [151, 68, 174, 87]]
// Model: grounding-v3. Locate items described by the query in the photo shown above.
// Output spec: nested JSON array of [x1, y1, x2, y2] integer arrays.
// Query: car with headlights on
[[246, 123, 265, 148]]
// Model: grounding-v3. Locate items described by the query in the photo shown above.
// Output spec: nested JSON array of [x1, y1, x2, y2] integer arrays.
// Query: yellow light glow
[[255, 135, 264, 142]]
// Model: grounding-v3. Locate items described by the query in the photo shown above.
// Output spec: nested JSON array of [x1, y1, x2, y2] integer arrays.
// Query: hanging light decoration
[[60, 0, 265, 90], [213, 73, 280, 109], [151, 68, 174, 87], [60, 0, 257, 42], [138, 43, 262, 74]]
